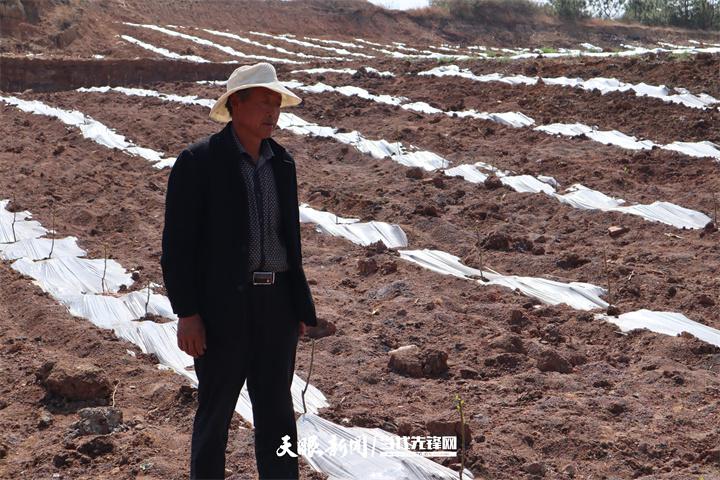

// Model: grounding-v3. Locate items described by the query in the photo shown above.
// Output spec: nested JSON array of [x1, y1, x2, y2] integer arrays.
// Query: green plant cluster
[[557, 0, 720, 29], [430, 0, 719, 29], [430, 0, 549, 23], [622, 0, 720, 29], [551, 0, 590, 19]]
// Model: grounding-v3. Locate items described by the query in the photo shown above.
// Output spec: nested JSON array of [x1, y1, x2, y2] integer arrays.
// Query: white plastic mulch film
[[0, 214, 467, 475], [535, 123, 720, 160], [120, 34, 210, 63], [111, 26, 720, 65], [277, 112, 449, 171], [283, 79, 535, 128], [445, 165, 711, 230], [248, 30, 375, 59], [2, 87, 634, 311], [0, 95, 173, 166], [274, 80, 709, 229], [12, 256, 132, 297], [0, 200, 329, 425], [456, 42, 720, 61], [300, 204, 408, 249], [419, 66, 720, 160], [596, 310, 720, 349], [286, 71, 719, 161], [202, 28, 347, 61], [53, 82, 710, 229], [291, 66, 395, 77], [297, 413, 474, 480], [270, 35, 720, 64], [123, 23, 303, 64], [399, 249, 609, 311], [0, 199, 47, 243], [420, 65, 718, 110], [0, 236, 86, 261]]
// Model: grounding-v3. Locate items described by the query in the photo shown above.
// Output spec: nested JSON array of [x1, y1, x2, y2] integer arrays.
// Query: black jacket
[[161, 123, 317, 341]]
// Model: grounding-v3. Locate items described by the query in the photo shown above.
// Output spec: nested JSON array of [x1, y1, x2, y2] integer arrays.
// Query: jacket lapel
[[213, 123, 251, 274], [268, 140, 299, 265]]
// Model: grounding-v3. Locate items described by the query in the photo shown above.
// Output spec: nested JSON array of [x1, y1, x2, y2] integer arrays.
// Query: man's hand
[[178, 314, 206, 358], [299, 321, 307, 337]]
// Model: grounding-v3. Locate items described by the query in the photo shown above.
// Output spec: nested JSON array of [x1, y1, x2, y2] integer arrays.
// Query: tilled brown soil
[[0, 262, 263, 479], [395, 54, 720, 99], [288, 68, 720, 145], [2, 24, 720, 480]]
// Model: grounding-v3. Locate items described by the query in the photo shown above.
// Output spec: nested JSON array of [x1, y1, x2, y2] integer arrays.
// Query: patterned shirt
[[231, 128, 289, 273]]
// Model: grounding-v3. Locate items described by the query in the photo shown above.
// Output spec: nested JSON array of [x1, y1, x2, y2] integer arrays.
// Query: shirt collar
[[230, 126, 274, 168]]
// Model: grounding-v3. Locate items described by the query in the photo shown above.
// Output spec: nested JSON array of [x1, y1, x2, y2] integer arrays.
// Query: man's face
[[230, 87, 282, 141]]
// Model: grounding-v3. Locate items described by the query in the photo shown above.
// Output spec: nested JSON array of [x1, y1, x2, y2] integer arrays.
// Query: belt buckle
[[252, 271, 275, 286]]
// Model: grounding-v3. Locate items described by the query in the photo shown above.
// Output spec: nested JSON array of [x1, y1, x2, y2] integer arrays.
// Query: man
[[161, 62, 317, 479]]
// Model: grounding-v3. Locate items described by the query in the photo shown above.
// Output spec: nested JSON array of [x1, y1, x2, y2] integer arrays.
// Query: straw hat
[[209, 62, 302, 123]]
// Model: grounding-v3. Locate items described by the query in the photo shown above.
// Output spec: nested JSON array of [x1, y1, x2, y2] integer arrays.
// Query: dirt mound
[[0, 56, 236, 92], [39, 361, 113, 403], [0, 0, 45, 32], [1, 0, 718, 59]]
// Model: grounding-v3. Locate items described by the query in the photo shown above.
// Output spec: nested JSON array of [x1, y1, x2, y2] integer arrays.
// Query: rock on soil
[[536, 349, 573, 374], [413, 204, 440, 217], [405, 167, 424, 179], [357, 257, 378, 276], [523, 461, 547, 476], [77, 436, 115, 458], [608, 225, 629, 237], [697, 293, 716, 307], [69, 406, 124, 436], [489, 334, 526, 354], [37, 410, 53, 429], [508, 310, 531, 331], [483, 176, 503, 190], [306, 317, 337, 339], [484, 353, 525, 370], [699, 448, 720, 465], [483, 231, 512, 251], [459, 367, 479, 379], [370, 280, 410, 300], [379, 260, 398, 275], [388, 345, 448, 378], [606, 400, 628, 416], [40, 361, 113, 402]]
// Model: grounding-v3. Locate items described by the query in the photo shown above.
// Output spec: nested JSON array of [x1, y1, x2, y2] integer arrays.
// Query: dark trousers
[[190, 276, 300, 480]]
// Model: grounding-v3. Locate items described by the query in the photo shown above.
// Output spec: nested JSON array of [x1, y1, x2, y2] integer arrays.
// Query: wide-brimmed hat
[[209, 62, 302, 123]]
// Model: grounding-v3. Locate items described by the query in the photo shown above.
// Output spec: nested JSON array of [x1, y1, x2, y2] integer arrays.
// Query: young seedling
[[474, 227, 487, 282], [11, 210, 17, 243], [111, 381, 120, 408], [47, 205, 56, 259], [603, 249, 615, 309], [454, 393, 467, 480], [101, 243, 109, 294], [6, 195, 18, 243], [301, 338, 316, 415], [144, 282, 151, 317]]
